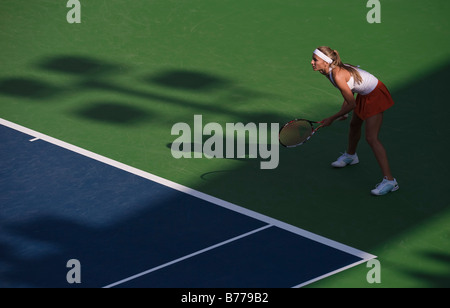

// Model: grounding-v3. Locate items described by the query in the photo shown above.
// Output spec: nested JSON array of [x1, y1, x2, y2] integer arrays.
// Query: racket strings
[[279, 121, 313, 147]]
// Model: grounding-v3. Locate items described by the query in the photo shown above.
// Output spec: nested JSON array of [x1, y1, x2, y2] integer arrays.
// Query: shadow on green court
[[149, 69, 231, 92], [0, 55, 284, 126], [400, 251, 450, 288], [190, 61, 450, 287], [74, 101, 153, 125], [39, 56, 120, 76], [195, 61, 450, 248], [0, 78, 62, 99], [1, 54, 449, 287]]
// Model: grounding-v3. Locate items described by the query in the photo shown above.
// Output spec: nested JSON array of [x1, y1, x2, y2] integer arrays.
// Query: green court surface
[[1, 0, 449, 288]]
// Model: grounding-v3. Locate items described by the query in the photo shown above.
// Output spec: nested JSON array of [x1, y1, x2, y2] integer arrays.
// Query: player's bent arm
[[331, 75, 356, 121], [321, 72, 356, 126], [337, 101, 350, 120]]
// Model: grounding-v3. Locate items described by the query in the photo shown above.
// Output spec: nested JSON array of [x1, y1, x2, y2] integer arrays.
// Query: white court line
[[293, 258, 371, 288], [0, 118, 376, 287], [103, 225, 272, 288]]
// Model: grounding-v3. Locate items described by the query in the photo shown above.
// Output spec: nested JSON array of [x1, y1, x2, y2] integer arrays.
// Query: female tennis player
[[311, 46, 399, 195]]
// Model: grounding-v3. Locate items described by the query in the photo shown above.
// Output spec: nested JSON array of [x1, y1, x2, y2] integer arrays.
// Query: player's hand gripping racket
[[279, 119, 323, 147]]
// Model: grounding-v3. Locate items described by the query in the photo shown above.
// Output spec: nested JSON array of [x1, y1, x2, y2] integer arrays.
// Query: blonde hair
[[317, 46, 362, 85]]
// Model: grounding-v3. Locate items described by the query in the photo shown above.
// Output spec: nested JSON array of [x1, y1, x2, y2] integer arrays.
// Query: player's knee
[[365, 134, 379, 146], [349, 120, 362, 131]]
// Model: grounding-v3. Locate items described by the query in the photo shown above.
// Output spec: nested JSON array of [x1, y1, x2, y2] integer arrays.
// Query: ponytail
[[317, 46, 363, 84]]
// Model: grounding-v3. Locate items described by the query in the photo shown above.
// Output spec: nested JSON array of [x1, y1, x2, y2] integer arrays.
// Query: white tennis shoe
[[371, 177, 399, 196], [331, 152, 359, 168]]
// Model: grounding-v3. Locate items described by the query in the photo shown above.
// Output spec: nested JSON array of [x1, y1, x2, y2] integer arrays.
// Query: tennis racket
[[279, 119, 323, 148]]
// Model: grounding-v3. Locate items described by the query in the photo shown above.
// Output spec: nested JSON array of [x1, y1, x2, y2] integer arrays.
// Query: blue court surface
[[0, 118, 375, 288]]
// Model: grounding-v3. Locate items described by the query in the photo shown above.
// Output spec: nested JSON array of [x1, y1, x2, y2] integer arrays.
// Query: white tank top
[[329, 66, 378, 95]]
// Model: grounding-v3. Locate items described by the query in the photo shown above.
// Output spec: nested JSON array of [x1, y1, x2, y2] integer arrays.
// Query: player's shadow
[[166, 141, 266, 163], [166, 120, 281, 164]]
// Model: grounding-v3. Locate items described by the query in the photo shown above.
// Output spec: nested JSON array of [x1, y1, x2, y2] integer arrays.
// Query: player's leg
[[364, 112, 393, 179], [347, 112, 363, 155], [331, 112, 362, 167], [365, 112, 399, 195]]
